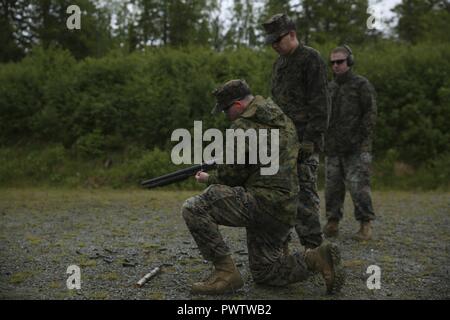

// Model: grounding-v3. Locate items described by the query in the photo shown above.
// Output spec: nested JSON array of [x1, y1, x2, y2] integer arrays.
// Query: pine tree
[[393, 0, 450, 44]]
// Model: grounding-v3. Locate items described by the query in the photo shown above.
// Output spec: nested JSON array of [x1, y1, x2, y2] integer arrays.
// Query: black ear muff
[[343, 44, 354, 66]]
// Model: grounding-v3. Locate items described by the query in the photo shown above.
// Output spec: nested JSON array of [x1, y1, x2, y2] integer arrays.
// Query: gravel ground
[[0, 188, 449, 300]]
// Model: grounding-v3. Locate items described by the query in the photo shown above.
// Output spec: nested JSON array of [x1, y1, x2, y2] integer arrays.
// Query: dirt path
[[0, 188, 449, 300]]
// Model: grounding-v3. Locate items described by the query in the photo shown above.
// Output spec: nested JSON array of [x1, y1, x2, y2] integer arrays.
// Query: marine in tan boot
[[191, 255, 244, 295], [353, 221, 372, 241], [304, 241, 345, 294], [323, 219, 339, 238]]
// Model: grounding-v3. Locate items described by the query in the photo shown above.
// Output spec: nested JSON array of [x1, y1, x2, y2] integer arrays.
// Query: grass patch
[[100, 272, 120, 281], [0, 145, 448, 191], [48, 281, 62, 289], [142, 243, 161, 250], [25, 234, 43, 245], [343, 259, 365, 268], [147, 292, 165, 300], [380, 255, 396, 263], [79, 257, 97, 268], [89, 291, 109, 300], [10, 271, 34, 284]]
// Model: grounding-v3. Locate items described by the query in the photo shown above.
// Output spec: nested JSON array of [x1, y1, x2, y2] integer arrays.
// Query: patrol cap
[[262, 13, 296, 45], [211, 79, 251, 114]]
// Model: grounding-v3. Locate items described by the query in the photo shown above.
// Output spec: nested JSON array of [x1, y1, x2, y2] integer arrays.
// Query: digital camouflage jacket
[[326, 70, 377, 156], [208, 96, 300, 226], [271, 44, 330, 152]]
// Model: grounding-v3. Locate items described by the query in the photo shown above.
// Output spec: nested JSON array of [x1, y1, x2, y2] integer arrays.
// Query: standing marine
[[323, 45, 377, 240], [262, 13, 330, 250]]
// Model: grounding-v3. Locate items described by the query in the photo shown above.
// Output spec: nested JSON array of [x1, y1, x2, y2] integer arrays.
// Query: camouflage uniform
[[325, 70, 377, 222], [182, 92, 312, 285], [264, 15, 329, 248]]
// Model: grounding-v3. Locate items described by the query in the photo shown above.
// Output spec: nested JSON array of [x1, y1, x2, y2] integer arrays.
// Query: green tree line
[[0, 0, 449, 189], [2, 0, 449, 61], [0, 42, 449, 187]]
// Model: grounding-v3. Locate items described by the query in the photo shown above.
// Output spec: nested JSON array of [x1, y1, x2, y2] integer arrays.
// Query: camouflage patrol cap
[[262, 13, 296, 45], [211, 79, 251, 114]]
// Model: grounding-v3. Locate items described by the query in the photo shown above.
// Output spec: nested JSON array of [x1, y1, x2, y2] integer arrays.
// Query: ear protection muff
[[342, 44, 354, 66]]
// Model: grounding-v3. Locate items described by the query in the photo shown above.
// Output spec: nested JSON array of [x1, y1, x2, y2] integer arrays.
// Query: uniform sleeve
[[303, 53, 330, 149], [207, 163, 255, 187], [359, 81, 377, 151]]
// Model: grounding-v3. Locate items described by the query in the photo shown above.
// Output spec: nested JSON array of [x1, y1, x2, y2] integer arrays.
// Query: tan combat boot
[[191, 255, 244, 295], [354, 221, 372, 241], [323, 219, 339, 238], [305, 241, 345, 294]]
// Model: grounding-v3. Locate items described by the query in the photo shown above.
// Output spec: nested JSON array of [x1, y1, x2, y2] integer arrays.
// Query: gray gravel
[[0, 188, 449, 300]]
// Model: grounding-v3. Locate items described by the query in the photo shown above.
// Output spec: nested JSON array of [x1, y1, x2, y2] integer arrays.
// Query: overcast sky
[[220, 0, 403, 34], [369, 0, 402, 32], [111, 0, 404, 35]]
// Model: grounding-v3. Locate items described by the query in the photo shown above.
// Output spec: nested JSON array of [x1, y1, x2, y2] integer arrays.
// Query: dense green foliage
[[1, 43, 449, 161], [0, 42, 449, 189], [0, 0, 449, 189], [0, 46, 274, 151]]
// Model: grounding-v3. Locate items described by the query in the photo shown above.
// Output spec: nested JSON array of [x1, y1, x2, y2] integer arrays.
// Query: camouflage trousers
[[325, 152, 375, 222], [182, 184, 311, 286], [293, 152, 323, 248]]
